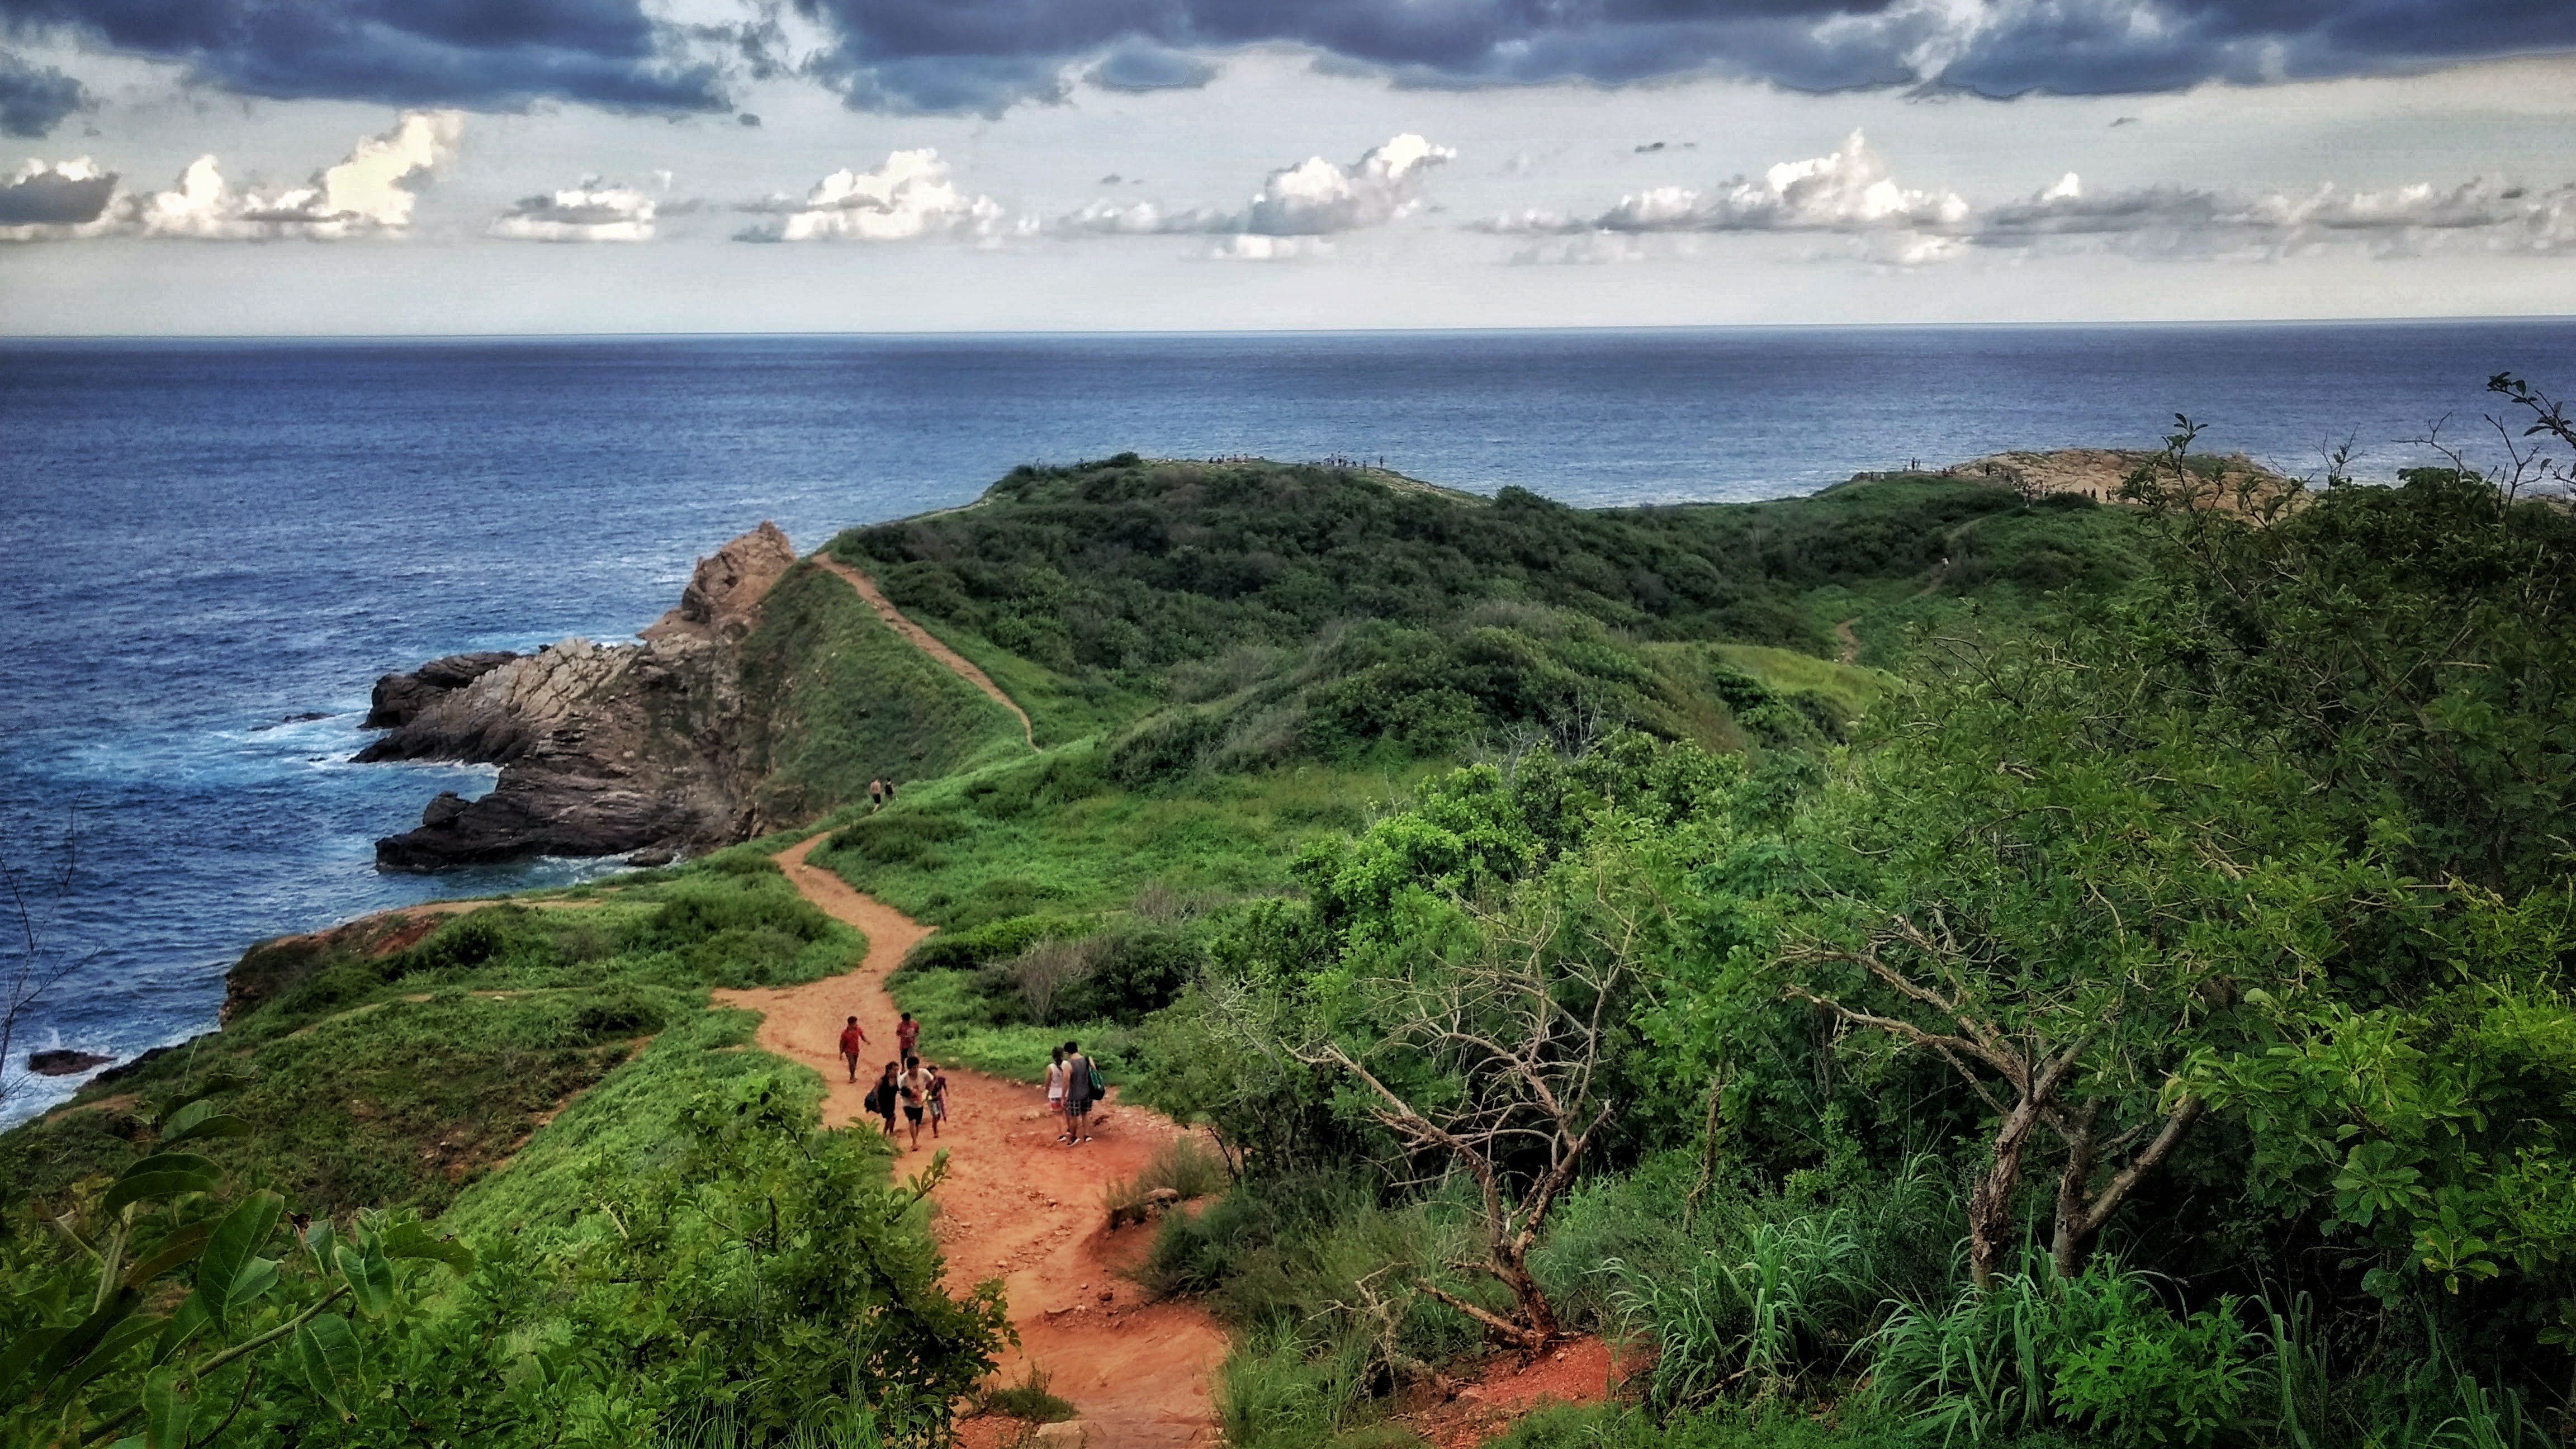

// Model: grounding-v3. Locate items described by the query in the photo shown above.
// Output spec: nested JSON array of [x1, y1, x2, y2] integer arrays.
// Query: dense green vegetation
[[15, 425, 2570, 1448], [2, 850, 1008, 1446]]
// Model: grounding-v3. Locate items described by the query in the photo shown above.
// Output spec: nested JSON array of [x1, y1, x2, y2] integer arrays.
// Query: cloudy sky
[[2, 0, 2574, 333]]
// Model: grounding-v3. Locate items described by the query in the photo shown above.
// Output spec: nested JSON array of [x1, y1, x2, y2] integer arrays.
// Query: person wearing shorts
[[838, 1016, 868, 1082], [1045, 1047, 1067, 1115], [1059, 1039, 1094, 1145], [896, 1011, 920, 1062], [899, 1055, 931, 1151], [926, 1063, 949, 1138]]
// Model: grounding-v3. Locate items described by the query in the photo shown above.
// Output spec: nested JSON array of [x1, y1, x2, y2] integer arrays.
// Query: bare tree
[[1, 813, 101, 1117], [1294, 872, 1639, 1355], [1784, 911, 2206, 1288]]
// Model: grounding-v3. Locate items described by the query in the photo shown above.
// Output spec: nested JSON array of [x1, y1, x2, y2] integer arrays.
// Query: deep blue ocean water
[[4, 321, 2573, 1122]]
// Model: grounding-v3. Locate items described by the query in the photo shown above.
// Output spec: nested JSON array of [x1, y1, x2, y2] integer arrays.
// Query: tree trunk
[[1968, 1095, 2045, 1289], [1494, 1240, 1559, 1352], [2050, 1108, 2103, 1281]]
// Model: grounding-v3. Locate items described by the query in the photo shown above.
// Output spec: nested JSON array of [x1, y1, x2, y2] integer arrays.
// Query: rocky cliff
[[362, 522, 798, 872]]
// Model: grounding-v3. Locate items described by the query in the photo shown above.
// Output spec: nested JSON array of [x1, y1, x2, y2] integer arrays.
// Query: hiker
[[864, 1062, 900, 1137], [1059, 1039, 1098, 1145], [925, 1062, 949, 1139], [896, 1010, 920, 1062], [868, 778, 885, 809], [899, 1055, 932, 1150], [838, 1015, 869, 1082], [1044, 1046, 1068, 1116]]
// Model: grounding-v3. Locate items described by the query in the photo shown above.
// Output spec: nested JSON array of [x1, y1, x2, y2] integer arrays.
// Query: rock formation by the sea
[[361, 522, 798, 872]]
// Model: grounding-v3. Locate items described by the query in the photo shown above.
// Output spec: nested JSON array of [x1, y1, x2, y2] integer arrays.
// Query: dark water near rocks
[[4, 321, 2572, 1121]]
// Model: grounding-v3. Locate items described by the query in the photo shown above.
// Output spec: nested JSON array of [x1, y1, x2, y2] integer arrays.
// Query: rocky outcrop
[[362, 651, 519, 731], [362, 523, 797, 872]]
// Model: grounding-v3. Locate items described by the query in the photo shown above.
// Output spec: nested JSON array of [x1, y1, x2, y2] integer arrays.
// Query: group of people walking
[[837, 1015, 1115, 1151], [1045, 1042, 1105, 1145], [842, 1010, 948, 1151]]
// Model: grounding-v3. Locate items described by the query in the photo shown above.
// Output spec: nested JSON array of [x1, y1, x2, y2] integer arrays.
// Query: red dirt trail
[[713, 835, 1225, 1448], [808, 554, 1037, 749]]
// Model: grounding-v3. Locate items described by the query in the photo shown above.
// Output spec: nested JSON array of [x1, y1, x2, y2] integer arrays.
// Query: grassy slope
[[737, 558, 1029, 823], [1, 850, 861, 1218]]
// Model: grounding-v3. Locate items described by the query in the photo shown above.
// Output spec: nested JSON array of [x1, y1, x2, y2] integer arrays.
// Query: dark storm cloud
[[0, 49, 87, 136], [0, 0, 728, 112], [785, 0, 2576, 113], [0, 161, 111, 223]]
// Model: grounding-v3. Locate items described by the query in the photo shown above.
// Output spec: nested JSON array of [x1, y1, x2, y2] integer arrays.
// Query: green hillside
[[13, 438, 2572, 1449]]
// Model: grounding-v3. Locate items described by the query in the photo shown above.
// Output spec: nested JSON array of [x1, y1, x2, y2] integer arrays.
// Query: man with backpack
[[1058, 1039, 1102, 1145]]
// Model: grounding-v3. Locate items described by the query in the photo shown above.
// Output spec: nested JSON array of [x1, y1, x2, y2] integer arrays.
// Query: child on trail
[[1059, 1039, 1097, 1146], [898, 1055, 932, 1151], [896, 1011, 920, 1062], [1044, 1047, 1067, 1116], [864, 1062, 900, 1137], [925, 1062, 949, 1139], [838, 1016, 868, 1082]]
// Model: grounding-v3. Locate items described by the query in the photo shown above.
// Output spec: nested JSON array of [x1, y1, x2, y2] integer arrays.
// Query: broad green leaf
[[141, 1366, 192, 1449], [122, 1221, 215, 1292], [50, 1310, 168, 1400], [103, 1153, 222, 1218], [153, 1072, 253, 1125], [224, 1258, 280, 1322], [378, 1221, 474, 1275], [195, 1190, 283, 1329], [158, 1100, 252, 1148], [151, 1292, 210, 1368], [0, 1324, 69, 1396], [337, 1243, 395, 1318], [292, 1314, 364, 1417], [29, 1287, 136, 1397]]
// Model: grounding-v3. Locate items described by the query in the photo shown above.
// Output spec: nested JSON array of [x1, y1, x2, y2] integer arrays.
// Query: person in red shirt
[[838, 1015, 868, 1082], [896, 1011, 920, 1061]]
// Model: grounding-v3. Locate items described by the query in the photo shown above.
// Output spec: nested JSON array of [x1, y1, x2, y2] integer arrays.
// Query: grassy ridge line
[[737, 558, 1027, 825]]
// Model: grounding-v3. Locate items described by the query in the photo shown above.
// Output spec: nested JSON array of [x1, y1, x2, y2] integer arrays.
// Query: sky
[[2, 0, 2574, 334]]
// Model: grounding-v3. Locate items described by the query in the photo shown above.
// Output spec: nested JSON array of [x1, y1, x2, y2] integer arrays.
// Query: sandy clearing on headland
[[713, 835, 1226, 1448]]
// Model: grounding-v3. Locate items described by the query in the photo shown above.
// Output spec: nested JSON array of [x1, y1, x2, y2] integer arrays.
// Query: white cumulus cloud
[[735, 150, 1011, 243], [1053, 133, 1455, 243], [136, 110, 459, 240], [1489, 131, 1967, 239], [491, 181, 657, 242], [1974, 171, 2576, 255], [0, 157, 118, 240]]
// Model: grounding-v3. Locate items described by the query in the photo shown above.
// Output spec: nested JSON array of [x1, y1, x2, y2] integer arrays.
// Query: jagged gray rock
[[362, 523, 798, 872]]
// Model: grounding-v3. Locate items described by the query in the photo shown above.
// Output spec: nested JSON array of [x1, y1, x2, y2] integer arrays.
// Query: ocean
[[4, 321, 2572, 1122]]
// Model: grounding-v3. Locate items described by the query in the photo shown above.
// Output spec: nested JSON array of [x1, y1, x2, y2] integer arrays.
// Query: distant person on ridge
[[868, 778, 885, 809], [838, 1015, 869, 1082], [897, 1010, 920, 1061]]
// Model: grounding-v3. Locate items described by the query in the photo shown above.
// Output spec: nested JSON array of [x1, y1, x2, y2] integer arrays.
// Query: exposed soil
[[1390, 1338, 1623, 1448], [1401, 1330, 1617, 1443], [1832, 617, 1861, 666], [713, 836, 1226, 1448], [809, 553, 1038, 749]]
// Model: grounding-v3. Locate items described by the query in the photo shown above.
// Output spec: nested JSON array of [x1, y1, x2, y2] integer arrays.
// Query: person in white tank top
[[1045, 1047, 1067, 1113]]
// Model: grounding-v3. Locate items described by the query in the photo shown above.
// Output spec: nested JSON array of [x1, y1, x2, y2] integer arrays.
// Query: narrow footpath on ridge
[[809, 553, 1038, 749], [714, 841, 1228, 1448]]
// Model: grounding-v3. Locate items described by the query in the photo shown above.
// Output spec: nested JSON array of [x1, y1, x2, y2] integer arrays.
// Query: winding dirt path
[[809, 553, 1036, 749], [714, 836, 1225, 1448], [1832, 617, 1862, 666]]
